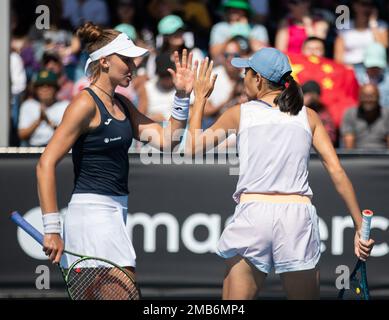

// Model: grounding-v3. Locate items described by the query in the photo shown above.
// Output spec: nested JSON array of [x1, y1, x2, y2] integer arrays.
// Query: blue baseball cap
[[231, 48, 292, 84]]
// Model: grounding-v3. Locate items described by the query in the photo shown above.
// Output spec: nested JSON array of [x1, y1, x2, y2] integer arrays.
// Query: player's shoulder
[[305, 106, 320, 121], [223, 103, 241, 128], [65, 89, 97, 118], [227, 103, 241, 116], [305, 106, 322, 133]]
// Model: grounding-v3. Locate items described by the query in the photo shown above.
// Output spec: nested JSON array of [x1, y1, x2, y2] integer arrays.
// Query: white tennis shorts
[[62, 193, 136, 269], [216, 199, 321, 274]]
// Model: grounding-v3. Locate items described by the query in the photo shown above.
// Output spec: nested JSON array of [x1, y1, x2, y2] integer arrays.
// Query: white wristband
[[171, 95, 190, 121], [42, 212, 61, 234]]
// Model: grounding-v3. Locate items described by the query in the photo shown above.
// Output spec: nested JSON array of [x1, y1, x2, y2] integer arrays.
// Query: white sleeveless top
[[233, 100, 313, 203]]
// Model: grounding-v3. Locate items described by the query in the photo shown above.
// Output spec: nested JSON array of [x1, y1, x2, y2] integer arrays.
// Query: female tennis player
[[36, 22, 196, 284], [188, 48, 375, 299]]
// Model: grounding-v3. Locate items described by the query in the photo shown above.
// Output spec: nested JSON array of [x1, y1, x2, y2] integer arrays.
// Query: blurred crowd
[[9, 0, 389, 150]]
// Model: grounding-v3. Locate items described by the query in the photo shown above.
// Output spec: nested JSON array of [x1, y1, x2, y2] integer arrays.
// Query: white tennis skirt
[[62, 193, 136, 269]]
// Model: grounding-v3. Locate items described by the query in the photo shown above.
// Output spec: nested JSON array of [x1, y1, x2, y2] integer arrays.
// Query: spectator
[[288, 34, 360, 127], [341, 84, 389, 149], [302, 36, 326, 57], [203, 37, 248, 128], [10, 50, 27, 146], [18, 70, 69, 147], [357, 42, 389, 108], [181, 0, 212, 30], [275, 0, 329, 54], [180, 0, 212, 51], [12, 36, 40, 82], [62, 0, 110, 28], [334, 0, 388, 76], [302, 80, 337, 144], [146, 0, 177, 33], [209, 0, 268, 62], [232, 35, 253, 57], [10, 50, 27, 124], [114, 0, 147, 50], [181, 0, 212, 29], [144, 53, 177, 123], [23, 5, 82, 81], [42, 52, 74, 102], [116, 0, 136, 26], [249, 0, 269, 24], [145, 15, 204, 79]]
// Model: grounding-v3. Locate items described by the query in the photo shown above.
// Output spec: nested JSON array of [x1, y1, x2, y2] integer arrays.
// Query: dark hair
[[303, 36, 325, 47], [272, 74, 304, 116], [155, 52, 175, 77], [42, 51, 61, 66], [160, 31, 188, 55], [302, 80, 321, 95], [229, 36, 251, 55]]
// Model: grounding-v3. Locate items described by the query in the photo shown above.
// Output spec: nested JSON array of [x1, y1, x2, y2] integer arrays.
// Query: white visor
[[84, 33, 148, 76]]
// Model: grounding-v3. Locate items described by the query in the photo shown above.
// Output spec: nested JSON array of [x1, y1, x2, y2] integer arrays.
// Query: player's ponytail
[[274, 74, 304, 116]]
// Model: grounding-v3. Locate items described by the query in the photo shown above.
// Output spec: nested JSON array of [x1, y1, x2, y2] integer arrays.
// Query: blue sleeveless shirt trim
[[72, 88, 133, 196]]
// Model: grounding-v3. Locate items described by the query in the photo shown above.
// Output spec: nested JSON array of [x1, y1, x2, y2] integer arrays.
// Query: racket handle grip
[[361, 209, 373, 241], [10, 211, 44, 246]]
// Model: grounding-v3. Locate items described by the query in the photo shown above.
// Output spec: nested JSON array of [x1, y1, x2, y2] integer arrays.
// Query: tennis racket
[[10, 211, 141, 300], [338, 209, 373, 300]]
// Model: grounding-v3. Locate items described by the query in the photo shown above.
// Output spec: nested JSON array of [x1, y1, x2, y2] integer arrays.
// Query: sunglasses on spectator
[[224, 52, 240, 59]]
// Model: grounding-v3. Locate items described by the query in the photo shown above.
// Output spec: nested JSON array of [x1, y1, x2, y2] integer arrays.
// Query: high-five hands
[[167, 49, 198, 98], [194, 57, 217, 99]]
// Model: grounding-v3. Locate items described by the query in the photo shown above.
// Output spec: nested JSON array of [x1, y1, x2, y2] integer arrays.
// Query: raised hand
[[193, 57, 217, 99], [167, 49, 197, 98]]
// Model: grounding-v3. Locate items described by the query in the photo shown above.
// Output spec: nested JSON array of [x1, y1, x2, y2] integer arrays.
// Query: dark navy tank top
[[72, 87, 133, 196]]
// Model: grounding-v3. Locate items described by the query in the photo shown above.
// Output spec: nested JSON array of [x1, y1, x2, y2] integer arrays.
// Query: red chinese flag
[[287, 53, 359, 127]]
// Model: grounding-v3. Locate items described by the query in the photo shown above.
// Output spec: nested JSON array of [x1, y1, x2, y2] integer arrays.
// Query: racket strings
[[66, 265, 139, 300]]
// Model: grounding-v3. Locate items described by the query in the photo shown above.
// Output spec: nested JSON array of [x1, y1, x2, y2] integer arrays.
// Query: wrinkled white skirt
[[62, 193, 136, 269]]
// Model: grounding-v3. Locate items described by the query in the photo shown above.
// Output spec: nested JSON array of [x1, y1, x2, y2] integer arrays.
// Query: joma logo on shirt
[[104, 118, 113, 125]]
